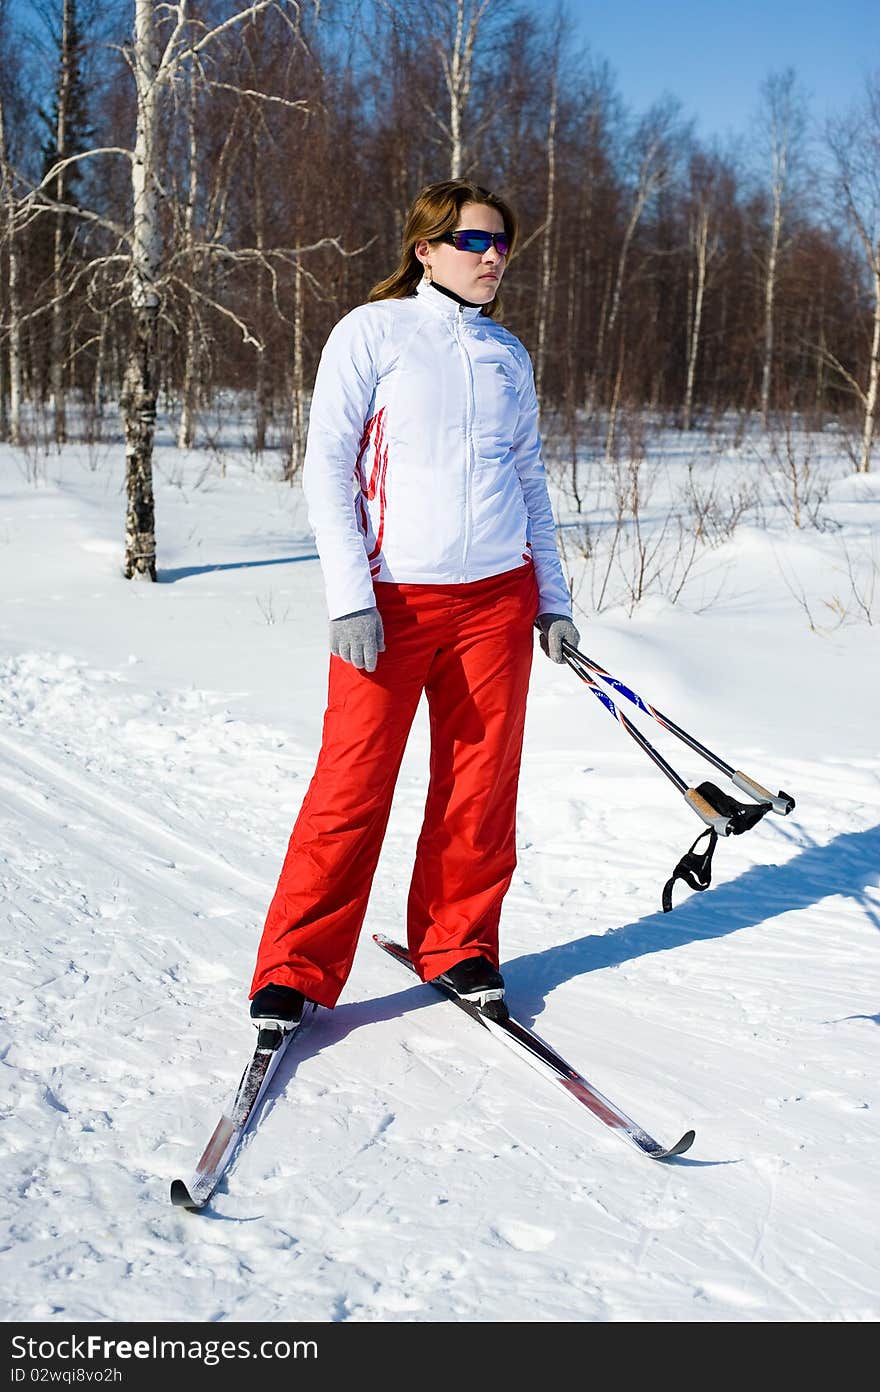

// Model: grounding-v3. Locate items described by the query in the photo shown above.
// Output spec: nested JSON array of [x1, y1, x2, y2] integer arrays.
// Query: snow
[[1, 416, 878, 1326]]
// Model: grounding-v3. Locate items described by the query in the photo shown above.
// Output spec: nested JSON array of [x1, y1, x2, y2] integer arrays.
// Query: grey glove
[[535, 612, 580, 663], [330, 606, 385, 672]]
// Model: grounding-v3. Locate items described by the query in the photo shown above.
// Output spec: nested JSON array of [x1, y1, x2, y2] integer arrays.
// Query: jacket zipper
[[453, 308, 475, 579]]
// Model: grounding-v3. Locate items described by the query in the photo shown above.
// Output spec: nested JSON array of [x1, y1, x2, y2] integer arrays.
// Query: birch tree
[[39, 0, 94, 444], [0, 100, 24, 444], [0, 0, 26, 444], [826, 76, 880, 473], [175, 54, 200, 450], [119, 0, 314, 579], [755, 69, 806, 428], [681, 151, 722, 431], [534, 52, 559, 401], [604, 101, 682, 349], [2, 2, 870, 459], [439, 0, 492, 178], [380, 0, 499, 180], [557, 72, 616, 503], [119, 0, 162, 577], [600, 98, 684, 454], [288, 256, 305, 476]]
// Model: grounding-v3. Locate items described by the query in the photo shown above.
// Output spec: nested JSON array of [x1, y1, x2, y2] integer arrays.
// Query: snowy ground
[[1, 414, 878, 1325]]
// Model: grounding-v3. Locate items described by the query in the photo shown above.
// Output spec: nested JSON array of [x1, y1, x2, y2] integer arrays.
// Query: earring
[[424, 262, 432, 284]]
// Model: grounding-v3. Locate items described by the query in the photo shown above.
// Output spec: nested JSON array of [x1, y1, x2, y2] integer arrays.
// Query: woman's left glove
[[535, 612, 580, 663]]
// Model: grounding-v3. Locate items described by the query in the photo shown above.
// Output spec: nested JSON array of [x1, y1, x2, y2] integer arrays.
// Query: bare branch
[[198, 81, 310, 111], [816, 343, 868, 404], [14, 147, 133, 212], [168, 273, 265, 350], [169, 234, 376, 266], [158, 0, 292, 83], [0, 254, 129, 333], [10, 187, 129, 244]]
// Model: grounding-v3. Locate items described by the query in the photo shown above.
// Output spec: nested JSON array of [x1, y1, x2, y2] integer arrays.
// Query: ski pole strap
[[663, 784, 774, 911], [662, 827, 718, 912]]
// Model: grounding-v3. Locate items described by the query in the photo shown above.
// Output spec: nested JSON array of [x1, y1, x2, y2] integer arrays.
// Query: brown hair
[[367, 179, 518, 320]]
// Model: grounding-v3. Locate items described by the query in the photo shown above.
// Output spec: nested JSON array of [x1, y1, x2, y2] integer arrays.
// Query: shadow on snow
[[503, 820, 880, 1027], [264, 821, 880, 1061], [158, 553, 319, 583]]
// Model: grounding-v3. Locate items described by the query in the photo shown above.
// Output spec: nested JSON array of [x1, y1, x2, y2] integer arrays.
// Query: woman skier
[[248, 178, 578, 1027]]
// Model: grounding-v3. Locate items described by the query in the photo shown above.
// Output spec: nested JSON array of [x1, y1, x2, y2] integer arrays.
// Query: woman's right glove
[[329, 607, 385, 672], [535, 612, 580, 663]]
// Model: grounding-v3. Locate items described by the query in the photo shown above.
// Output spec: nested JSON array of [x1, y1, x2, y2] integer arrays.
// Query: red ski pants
[[250, 563, 539, 1007]]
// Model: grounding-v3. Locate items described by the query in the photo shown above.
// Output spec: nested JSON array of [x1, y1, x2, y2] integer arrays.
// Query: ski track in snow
[[2, 454, 880, 1323], [1, 652, 877, 1323]]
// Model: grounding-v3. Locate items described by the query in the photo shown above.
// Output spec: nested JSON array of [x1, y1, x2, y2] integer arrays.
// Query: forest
[[0, 1, 878, 580]]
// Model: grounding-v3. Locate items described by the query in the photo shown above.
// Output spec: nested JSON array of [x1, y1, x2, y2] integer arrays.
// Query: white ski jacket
[[302, 279, 572, 621]]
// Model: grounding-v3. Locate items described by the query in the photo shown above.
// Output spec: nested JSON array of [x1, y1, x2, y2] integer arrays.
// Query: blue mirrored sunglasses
[[443, 229, 510, 256]]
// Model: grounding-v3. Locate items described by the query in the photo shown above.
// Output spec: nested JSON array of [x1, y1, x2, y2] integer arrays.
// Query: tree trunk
[[757, 71, 803, 429], [439, 0, 487, 178], [565, 199, 583, 512], [286, 257, 305, 481], [534, 75, 557, 402], [600, 110, 677, 417], [447, 0, 467, 177], [176, 59, 199, 450], [122, 306, 158, 578], [51, 0, 74, 446], [604, 334, 626, 460], [683, 207, 710, 432], [813, 301, 826, 426], [828, 85, 880, 474], [92, 308, 107, 423], [253, 181, 269, 455], [448, 0, 465, 177], [586, 263, 612, 418], [0, 93, 22, 444], [860, 261, 880, 473], [606, 198, 641, 348], [123, 0, 160, 581], [760, 188, 782, 427]]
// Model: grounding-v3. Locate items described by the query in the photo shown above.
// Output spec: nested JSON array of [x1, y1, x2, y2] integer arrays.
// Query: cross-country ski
[[373, 934, 694, 1161]]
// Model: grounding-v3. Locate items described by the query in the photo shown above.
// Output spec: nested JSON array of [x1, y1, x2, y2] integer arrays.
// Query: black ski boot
[[249, 982, 307, 1031], [437, 956, 509, 1022]]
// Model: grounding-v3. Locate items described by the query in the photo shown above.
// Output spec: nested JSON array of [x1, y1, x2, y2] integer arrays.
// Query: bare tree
[[600, 98, 685, 455], [1, 0, 872, 477], [119, 0, 164, 578], [682, 150, 722, 431], [20, 0, 319, 579], [534, 47, 559, 400], [0, 0, 26, 444], [436, 0, 493, 178], [288, 256, 305, 476], [826, 74, 880, 473], [755, 69, 806, 428], [0, 101, 24, 444], [175, 52, 200, 450], [378, 0, 501, 180], [43, 0, 93, 443], [604, 100, 682, 349]]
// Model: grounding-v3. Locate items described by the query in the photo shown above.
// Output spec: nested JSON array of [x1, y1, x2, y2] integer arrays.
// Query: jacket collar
[[415, 278, 486, 322]]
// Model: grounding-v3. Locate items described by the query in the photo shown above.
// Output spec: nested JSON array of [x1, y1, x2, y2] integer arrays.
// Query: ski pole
[[559, 643, 794, 836], [561, 642, 795, 822]]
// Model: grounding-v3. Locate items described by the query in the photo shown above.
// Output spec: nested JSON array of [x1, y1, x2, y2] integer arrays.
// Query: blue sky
[[5, 0, 874, 146], [564, 0, 876, 141]]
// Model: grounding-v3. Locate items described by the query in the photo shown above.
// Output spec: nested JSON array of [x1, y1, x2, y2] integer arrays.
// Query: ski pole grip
[[731, 772, 795, 816], [685, 787, 733, 835]]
